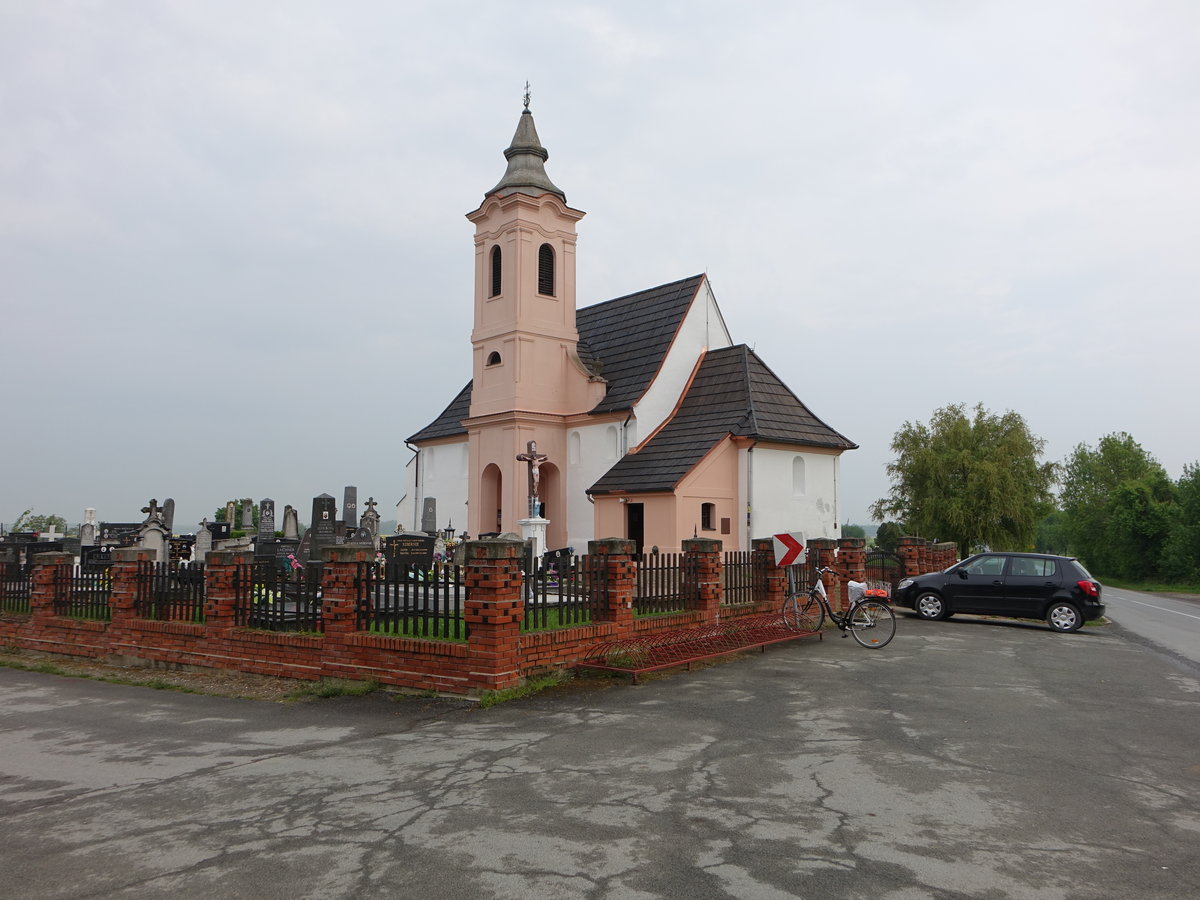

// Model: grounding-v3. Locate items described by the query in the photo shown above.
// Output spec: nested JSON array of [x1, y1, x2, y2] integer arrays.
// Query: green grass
[[368, 619, 467, 642], [1099, 578, 1200, 596], [478, 671, 568, 708], [286, 678, 380, 700], [0, 655, 202, 693]]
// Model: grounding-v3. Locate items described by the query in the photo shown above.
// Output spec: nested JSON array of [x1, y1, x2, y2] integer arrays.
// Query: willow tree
[[871, 403, 1056, 556]]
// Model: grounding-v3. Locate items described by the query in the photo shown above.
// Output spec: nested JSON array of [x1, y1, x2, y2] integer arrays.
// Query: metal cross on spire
[[523, 81, 531, 110]]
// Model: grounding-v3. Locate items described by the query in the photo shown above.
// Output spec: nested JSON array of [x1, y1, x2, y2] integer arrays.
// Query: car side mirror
[[957, 569, 969, 580]]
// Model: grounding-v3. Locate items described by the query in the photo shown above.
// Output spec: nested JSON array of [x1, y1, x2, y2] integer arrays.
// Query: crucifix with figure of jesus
[[515, 440, 549, 518]]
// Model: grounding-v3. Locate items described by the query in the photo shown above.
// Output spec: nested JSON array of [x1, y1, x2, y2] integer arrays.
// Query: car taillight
[[1077, 580, 1099, 598]]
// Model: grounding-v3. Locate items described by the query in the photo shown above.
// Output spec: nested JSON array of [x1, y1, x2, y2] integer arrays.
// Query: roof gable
[[588, 345, 856, 494]]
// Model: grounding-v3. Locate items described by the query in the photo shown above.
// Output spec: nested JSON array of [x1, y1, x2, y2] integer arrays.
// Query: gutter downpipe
[[405, 440, 420, 532], [746, 444, 754, 550]]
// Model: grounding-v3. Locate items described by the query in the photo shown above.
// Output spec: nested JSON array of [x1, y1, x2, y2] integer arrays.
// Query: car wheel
[[1046, 602, 1083, 633], [915, 592, 947, 620]]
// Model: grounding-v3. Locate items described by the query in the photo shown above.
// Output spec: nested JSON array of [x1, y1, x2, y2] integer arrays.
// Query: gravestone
[[225, 501, 236, 528], [385, 533, 436, 570], [343, 486, 358, 536], [282, 505, 299, 540], [309, 494, 338, 562], [206, 520, 231, 541], [79, 508, 97, 547], [421, 497, 437, 534], [99, 522, 141, 550], [361, 496, 380, 536], [193, 520, 213, 562], [255, 499, 276, 559], [81, 546, 113, 571], [296, 529, 312, 564], [161, 498, 175, 534], [346, 526, 375, 547], [240, 498, 254, 531], [258, 498, 276, 537]]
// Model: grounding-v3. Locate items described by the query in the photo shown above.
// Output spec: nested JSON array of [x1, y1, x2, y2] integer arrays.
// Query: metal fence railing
[[134, 562, 205, 622], [523, 552, 604, 631], [722, 550, 764, 606], [234, 561, 323, 632], [52, 565, 112, 620], [634, 551, 692, 615], [0, 561, 32, 614], [357, 562, 467, 641]]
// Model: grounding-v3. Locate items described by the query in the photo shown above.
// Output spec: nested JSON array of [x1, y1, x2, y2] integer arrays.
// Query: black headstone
[[258, 499, 276, 540], [309, 494, 338, 561], [384, 533, 436, 570]]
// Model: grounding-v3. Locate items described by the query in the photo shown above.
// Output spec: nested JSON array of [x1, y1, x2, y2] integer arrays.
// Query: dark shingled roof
[[407, 380, 472, 443], [588, 345, 857, 495], [406, 274, 703, 442], [575, 274, 703, 413]]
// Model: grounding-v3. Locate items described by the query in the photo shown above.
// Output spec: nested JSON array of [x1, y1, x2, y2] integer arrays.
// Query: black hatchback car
[[893, 552, 1104, 633]]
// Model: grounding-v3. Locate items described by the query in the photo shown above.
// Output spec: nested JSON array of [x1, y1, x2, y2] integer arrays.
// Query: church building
[[401, 101, 856, 554]]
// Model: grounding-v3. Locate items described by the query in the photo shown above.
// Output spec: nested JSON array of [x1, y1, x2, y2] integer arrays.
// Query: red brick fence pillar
[[30, 552, 73, 623], [807, 538, 841, 611], [752, 537, 787, 610], [682, 537, 723, 623], [589, 538, 636, 637], [464, 539, 525, 693]]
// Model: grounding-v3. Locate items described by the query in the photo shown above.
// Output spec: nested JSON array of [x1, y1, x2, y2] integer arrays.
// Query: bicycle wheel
[[782, 593, 824, 633], [846, 600, 896, 648]]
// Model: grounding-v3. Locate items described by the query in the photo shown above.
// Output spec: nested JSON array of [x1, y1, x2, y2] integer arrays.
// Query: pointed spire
[[485, 92, 566, 202]]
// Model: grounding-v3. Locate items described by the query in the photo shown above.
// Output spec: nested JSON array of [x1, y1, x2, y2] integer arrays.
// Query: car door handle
[[992, 580, 1002, 585]]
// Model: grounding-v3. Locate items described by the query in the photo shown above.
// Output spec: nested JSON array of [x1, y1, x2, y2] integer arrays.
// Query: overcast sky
[[3, 1, 1198, 535]]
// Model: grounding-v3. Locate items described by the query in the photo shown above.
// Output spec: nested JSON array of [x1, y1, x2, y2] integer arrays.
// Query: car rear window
[[1065, 559, 1094, 580], [1011, 558, 1056, 577]]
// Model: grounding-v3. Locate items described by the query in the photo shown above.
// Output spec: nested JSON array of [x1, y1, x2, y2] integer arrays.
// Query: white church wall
[[413, 440, 469, 533], [748, 446, 841, 546], [565, 420, 624, 549], [630, 279, 733, 444]]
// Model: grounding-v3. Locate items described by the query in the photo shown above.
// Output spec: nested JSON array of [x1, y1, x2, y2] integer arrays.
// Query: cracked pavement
[[2, 616, 1199, 899]]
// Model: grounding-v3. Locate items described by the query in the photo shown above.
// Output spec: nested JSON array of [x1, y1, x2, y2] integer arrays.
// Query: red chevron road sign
[[772, 533, 806, 567]]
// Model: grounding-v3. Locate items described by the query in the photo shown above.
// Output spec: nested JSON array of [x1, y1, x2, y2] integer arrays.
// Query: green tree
[[870, 403, 1056, 556], [9, 508, 69, 535], [1159, 463, 1200, 583], [841, 523, 867, 539], [214, 501, 258, 531], [1059, 433, 1175, 579], [873, 521, 905, 553], [1034, 510, 1070, 555]]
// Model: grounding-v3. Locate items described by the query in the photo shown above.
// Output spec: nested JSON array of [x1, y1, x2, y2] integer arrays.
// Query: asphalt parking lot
[[2, 610, 1198, 899]]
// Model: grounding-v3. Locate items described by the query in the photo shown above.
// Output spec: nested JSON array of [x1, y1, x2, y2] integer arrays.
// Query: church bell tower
[[462, 93, 600, 541]]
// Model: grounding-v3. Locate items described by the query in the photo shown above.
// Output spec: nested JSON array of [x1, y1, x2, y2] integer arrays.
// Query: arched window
[[489, 246, 502, 297], [605, 425, 620, 460], [792, 456, 806, 496], [486, 351, 501, 367], [538, 243, 555, 296], [568, 431, 582, 465]]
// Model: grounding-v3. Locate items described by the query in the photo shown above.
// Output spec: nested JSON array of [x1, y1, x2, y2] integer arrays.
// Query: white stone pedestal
[[518, 516, 550, 564]]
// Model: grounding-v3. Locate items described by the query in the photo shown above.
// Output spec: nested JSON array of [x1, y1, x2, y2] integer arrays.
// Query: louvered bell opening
[[538, 243, 555, 296]]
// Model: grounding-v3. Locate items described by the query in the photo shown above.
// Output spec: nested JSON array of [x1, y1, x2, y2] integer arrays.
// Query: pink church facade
[[401, 103, 856, 554]]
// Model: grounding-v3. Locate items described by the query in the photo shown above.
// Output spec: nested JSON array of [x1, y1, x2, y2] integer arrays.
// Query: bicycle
[[781, 565, 897, 649]]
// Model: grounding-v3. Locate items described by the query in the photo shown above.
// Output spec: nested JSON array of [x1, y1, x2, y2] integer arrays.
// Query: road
[[2, 614, 1200, 898], [1101, 585, 1200, 668]]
